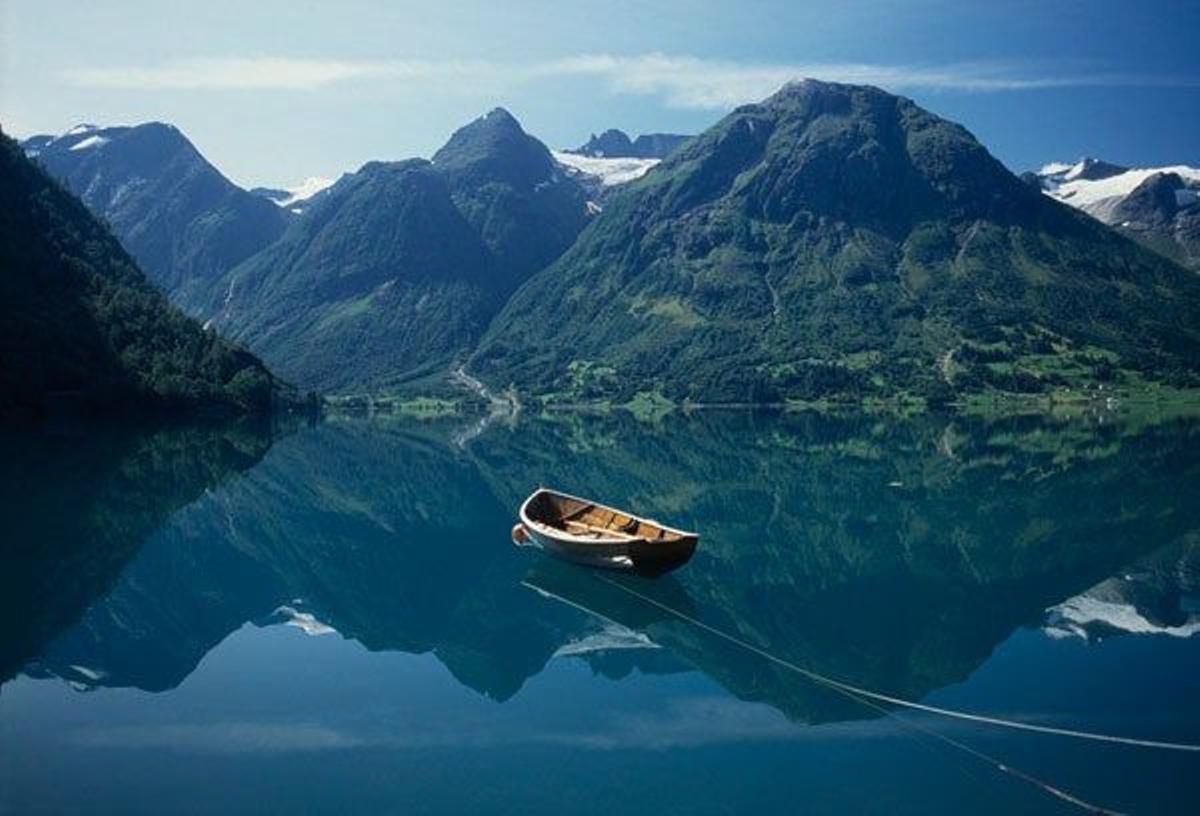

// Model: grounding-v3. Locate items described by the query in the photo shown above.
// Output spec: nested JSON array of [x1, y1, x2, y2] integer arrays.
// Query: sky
[[2, 0, 1198, 188]]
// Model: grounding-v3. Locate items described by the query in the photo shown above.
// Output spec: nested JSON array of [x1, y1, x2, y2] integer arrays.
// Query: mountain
[[0, 129, 277, 420], [205, 159, 497, 392], [208, 108, 591, 393], [1035, 157, 1129, 187], [572, 128, 691, 159], [20, 132, 56, 154], [471, 81, 1200, 404], [1111, 173, 1200, 268], [1032, 158, 1200, 269], [432, 108, 592, 293], [22, 123, 292, 314]]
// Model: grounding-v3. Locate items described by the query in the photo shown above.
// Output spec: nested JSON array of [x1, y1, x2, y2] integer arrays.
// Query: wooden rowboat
[[512, 488, 698, 575]]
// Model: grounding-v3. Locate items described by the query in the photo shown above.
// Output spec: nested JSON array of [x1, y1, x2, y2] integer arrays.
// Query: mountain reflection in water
[[2, 410, 1200, 811], [5, 409, 1198, 728]]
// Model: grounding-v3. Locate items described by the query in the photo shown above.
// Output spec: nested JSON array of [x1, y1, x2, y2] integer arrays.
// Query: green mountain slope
[[210, 109, 591, 394], [23, 123, 291, 315], [472, 81, 1200, 404], [0, 130, 276, 420], [207, 159, 497, 392]]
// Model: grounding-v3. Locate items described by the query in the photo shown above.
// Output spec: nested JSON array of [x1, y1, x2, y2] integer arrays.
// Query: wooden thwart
[[513, 488, 698, 575]]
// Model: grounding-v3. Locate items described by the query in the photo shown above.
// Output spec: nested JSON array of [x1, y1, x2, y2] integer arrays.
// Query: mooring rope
[[796, 661, 1123, 815], [595, 574, 1200, 753], [582, 573, 1160, 814], [551, 574, 1118, 813]]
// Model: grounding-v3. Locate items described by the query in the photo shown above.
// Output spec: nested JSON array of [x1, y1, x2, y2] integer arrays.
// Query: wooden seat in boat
[[514, 488, 699, 575]]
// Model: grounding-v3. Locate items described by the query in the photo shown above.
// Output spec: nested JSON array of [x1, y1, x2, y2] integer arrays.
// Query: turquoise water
[[3, 410, 1199, 814]]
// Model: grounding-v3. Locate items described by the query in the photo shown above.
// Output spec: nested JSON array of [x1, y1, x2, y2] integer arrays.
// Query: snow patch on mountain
[[276, 176, 336, 208], [63, 123, 99, 137], [1038, 161, 1073, 176], [1053, 166, 1200, 208], [67, 664, 106, 681], [552, 151, 658, 187], [1037, 158, 1200, 214], [68, 135, 110, 152], [553, 623, 660, 657], [1044, 592, 1200, 641], [272, 605, 337, 636]]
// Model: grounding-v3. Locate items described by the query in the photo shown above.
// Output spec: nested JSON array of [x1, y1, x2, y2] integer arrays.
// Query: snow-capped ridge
[[64, 123, 99, 137], [1060, 157, 1128, 183], [1037, 158, 1200, 211], [1044, 594, 1200, 641], [48, 123, 108, 147]]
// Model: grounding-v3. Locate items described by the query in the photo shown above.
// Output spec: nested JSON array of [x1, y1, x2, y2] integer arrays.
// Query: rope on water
[[803, 664, 1123, 815], [595, 574, 1200, 753], [588, 575, 1144, 813], [561, 576, 1123, 811]]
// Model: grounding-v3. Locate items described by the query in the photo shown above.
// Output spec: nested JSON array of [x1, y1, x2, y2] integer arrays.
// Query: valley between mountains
[[15, 79, 1200, 413]]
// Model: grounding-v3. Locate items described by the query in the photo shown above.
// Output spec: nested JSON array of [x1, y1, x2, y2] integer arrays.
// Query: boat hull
[[515, 488, 698, 576]]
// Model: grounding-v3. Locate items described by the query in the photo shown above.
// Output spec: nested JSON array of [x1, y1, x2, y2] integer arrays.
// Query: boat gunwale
[[518, 487, 696, 547]]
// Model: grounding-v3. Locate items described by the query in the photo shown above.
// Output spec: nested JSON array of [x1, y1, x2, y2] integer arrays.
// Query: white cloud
[[59, 53, 1194, 108], [548, 54, 1087, 109], [61, 57, 486, 91]]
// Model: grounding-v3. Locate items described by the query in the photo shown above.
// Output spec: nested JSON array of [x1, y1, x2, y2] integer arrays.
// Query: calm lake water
[[3, 409, 1200, 814]]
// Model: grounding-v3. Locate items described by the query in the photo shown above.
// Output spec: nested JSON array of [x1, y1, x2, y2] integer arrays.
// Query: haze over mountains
[[15, 80, 1200, 405]]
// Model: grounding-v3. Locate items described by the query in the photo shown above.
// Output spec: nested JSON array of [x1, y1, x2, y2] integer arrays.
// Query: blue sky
[[2, 0, 1198, 187]]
